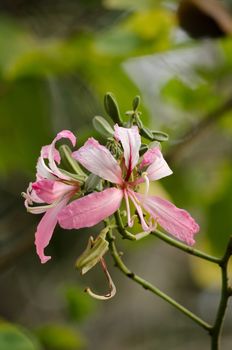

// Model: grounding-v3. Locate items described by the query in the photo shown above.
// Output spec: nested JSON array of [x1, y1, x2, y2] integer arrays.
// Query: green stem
[[116, 209, 220, 264], [151, 229, 221, 264], [114, 211, 136, 240], [107, 229, 212, 332], [210, 237, 232, 350]]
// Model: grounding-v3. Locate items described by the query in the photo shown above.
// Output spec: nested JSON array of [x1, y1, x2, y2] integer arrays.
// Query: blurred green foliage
[[63, 285, 97, 322], [0, 320, 41, 350], [1, 0, 232, 347], [36, 324, 86, 350]]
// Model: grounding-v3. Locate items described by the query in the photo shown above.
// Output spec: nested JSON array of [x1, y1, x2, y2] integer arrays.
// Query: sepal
[[76, 228, 109, 275]]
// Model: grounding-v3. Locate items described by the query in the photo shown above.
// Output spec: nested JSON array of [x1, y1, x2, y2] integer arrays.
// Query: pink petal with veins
[[142, 147, 172, 181], [36, 154, 57, 181], [73, 138, 122, 184], [135, 193, 199, 245], [35, 195, 70, 264], [41, 145, 61, 163], [32, 179, 76, 204], [140, 147, 160, 168], [58, 188, 123, 229], [48, 130, 76, 180], [114, 125, 141, 175], [36, 130, 76, 181]]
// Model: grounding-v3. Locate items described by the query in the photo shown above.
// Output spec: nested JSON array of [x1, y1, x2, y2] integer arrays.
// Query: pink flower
[[23, 130, 80, 263], [58, 126, 199, 245]]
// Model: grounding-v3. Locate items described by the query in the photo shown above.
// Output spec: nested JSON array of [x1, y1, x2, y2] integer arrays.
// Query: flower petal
[[35, 196, 70, 263], [141, 147, 172, 181], [72, 138, 122, 184], [36, 130, 76, 181], [32, 179, 77, 204], [41, 145, 61, 163], [58, 188, 123, 229], [114, 125, 141, 174], [135, 193, 199, 245], [36, 152, 57, 181], [48, 130, 76, 180]]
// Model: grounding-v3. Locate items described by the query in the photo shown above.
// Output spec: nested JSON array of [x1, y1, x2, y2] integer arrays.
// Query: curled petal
[[36, 130, 76, 181], [23, 182, 43, 205], [135, 193, 199, 245], [32, 179, 76, 204], [58, 188, 123, 229], [141, 147, 172, 181], [35, 196, 70, 264], [48, 130, 76, 180], [36, 154, 57, 181], [41, 145, 61, 163], [73, 138, 122, 184], [114, 125, 141, 175]]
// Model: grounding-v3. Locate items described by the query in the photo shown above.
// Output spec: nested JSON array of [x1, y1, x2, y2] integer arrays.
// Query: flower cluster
[[22, 95, 199, 298]]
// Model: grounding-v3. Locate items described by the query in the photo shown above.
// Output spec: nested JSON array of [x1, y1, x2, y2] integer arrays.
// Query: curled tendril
[[85, 258, 116, 300]]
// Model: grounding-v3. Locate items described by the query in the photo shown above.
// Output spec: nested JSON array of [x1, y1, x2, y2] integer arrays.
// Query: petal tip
[[41, 256, 51, 264]]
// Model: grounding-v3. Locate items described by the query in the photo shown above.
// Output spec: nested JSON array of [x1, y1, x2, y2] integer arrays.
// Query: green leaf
[[139, 143, 148, 155], [132, 95, 140, 111], [151, 130, 169, 142], [140, 127, 154, 140], [92, 115, 114, 138], [0, 321, 40, 350], [104, 92, 123, 125]]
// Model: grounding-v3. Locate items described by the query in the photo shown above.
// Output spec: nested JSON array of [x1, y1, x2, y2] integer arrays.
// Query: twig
[[210, 237, 232, 350], [114, 210, 136, 240], [107, 229, 212, 332], [113, 216, 232, 349], [151, 229, 221, 264]]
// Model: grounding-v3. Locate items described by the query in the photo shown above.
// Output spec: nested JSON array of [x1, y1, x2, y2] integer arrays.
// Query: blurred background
[[0, 0, 232, 349]]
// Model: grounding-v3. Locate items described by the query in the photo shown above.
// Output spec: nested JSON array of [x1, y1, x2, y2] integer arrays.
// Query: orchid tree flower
[[22, 130, 83, 263], [58, 125, 199, 245]]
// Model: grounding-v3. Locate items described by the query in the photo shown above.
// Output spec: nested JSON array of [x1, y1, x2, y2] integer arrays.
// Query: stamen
[[124, 189, 135, 227], [128, 191, 150, 232], [142, 172, 150, 197], [85, 258, 116, 300]]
